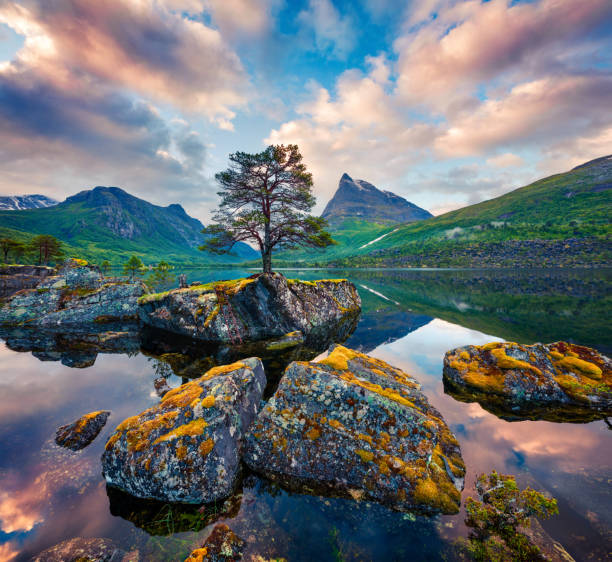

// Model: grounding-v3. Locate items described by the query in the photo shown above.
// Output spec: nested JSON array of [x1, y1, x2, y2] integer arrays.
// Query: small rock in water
[[102, 358, 265, 503], [184, 523, 245, 562], [244, 345, 465, 514], [153, 376, 171, 397], [443, 341, 611, 421], [55, 410, 111, 451], [32, 537, 136, 561]]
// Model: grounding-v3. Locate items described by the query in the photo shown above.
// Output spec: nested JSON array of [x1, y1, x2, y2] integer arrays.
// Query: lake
[[0, 268, 610, 561]]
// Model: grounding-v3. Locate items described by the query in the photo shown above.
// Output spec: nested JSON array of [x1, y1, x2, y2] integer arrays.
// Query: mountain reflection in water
[[0, 268, 609, 561]]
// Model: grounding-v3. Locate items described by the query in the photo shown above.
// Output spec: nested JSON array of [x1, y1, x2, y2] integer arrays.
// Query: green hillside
[[0, 186, 257, 266], [278, 155, 611, 267]]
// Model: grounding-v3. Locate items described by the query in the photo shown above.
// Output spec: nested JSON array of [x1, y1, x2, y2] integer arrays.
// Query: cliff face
[[322, 173, 432, 226]]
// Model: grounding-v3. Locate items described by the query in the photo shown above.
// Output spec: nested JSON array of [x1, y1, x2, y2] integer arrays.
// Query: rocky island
[[138, 273, 361, 344], [443, 341, 611, 422]]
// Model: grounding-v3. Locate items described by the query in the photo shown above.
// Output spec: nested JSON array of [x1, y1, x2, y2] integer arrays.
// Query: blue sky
[[0, 0, 611, 220]]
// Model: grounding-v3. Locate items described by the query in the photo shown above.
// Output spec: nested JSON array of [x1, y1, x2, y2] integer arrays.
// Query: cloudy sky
[[0, 0, 610, 220]]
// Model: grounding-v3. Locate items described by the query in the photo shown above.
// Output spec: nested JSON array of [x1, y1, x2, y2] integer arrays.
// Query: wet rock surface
[[444, 341, 611, 422], [184, 523, 245, 562], [102, 358, 265, 503], [0, 260, 144, 328], [0, 264, 55, 299], [32, 537, 136, 562], [244, 345, 465, 514], [138, 273, 361, 344], [55, 410, 111, 450]]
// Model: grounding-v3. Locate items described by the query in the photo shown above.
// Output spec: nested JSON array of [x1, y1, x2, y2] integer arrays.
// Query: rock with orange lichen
[[138, 273, 360, 344], [55, 410, 111, 450], [184, 523, 245, 562], [443, 341, 611, 422], [102, 358, 265, 503], [243, 345, 465, 514]]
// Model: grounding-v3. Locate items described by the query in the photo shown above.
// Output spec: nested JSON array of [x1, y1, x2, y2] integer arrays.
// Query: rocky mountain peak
[[322, 174, 433, 225]]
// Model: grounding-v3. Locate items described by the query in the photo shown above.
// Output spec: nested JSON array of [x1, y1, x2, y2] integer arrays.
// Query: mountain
[[0, 186, 258, 264], [309, 155, 612, 268], [322, 173, 432, 226], [0, 194, 58, 211]]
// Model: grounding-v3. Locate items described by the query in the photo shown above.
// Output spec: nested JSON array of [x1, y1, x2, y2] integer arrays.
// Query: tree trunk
[[262, 249, 272, 274], [263, 215, 272, 273]]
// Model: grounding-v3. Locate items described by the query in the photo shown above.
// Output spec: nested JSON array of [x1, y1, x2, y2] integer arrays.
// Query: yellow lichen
[[327, 418, 345, 431], [459, 351, 470, 360], [161, 382, 203, 409], [357, 433, 373, 445], [305, 427, 321, 440], [200, 395, 216, 408], [199, 438, 215, 457], [491, 347, 542, 375], [556, 356, 602, 380], [549, 351, 564, 360], [355, 449, 374, 462], [153, 418, 207, 445], [185, 547, 208, 562], [201, 361, 246, 381], [122, 411, 180, 452]]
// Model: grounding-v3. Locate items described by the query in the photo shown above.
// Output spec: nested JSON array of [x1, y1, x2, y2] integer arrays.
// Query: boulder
[[443, 341, 611, 422], [243, 345, 465, 514], [0, 259, 145, 328], [32, 537, 136, 562], [102, 358, 265, 503], [138, 273, 361, 344], [185, 524, 245, 562], [0, 264, 55, 298], [55, 410, 111, 450]]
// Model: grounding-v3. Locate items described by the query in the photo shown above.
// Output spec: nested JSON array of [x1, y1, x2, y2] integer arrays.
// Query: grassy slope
[[0, 200, 247, 266], [343, 156, 612, 258], [275, 156, 611, 266]]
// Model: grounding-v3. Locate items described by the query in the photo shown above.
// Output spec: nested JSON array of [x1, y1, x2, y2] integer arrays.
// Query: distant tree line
[[1, 234, 65, 265]]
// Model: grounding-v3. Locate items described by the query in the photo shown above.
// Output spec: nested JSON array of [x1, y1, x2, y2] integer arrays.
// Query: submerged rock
[[55, 410, 111, 450], [185, 523, 245, 562], [443, 341, 611, 422], [138, 273, 360, 344], [0, 259, 144, 328], [102, 358, 265, 503], [32, 537, 136, 562], [243, 345, 465, 514]]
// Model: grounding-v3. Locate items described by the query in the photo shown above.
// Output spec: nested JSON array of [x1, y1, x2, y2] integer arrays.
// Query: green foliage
[[100, 260, 111, 275], [201, 144, 334, 272], [123, 255, 145, 280], [28, 234, 64, 265], [0, 237, 25, 263], [463, 471, 559, 561], [146, 261, 175, 291]]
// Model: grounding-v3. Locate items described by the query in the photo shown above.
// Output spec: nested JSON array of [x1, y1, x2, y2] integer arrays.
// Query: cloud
[[266, 61, 437, 207], [435, 74, 612, 157], [0, 0, 248, 125], [203, 0, 281, 37], [298, 0, 356, 59], [395, 0, 612, 110], [487, 153, 524, 168]]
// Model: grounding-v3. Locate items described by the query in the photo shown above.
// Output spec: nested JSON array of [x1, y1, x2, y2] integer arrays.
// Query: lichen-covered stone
[[55, 410, 111, 450], [185, 523, 245, 562], [243, 345, 465, 514], [443, 341, 611, 421], [138, 273, 360, 344], [102, 358, 266, 503], [0, 260, 144, 328], [32, 537, 137, 562]]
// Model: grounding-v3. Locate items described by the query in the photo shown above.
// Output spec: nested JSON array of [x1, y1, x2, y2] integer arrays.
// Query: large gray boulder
[[138, 273, 361, 344], [102, 357, 265, 503], [443, 341, 611, 422], [243, 345, 465, 514], [0, 259, 144, 328]]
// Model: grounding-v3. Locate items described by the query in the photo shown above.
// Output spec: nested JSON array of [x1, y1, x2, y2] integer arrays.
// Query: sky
[[0, 0, 611, 221]]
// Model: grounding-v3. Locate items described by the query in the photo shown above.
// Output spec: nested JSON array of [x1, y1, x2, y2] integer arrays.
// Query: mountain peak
[[322, 174, 432, 225], [0, 194, 58, 211]]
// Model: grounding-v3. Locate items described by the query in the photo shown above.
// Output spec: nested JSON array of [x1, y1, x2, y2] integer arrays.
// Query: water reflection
[[0, 268, 610, 561]]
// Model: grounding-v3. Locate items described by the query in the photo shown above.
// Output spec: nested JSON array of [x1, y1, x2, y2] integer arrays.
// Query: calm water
[[0, 268, 610, 561]]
